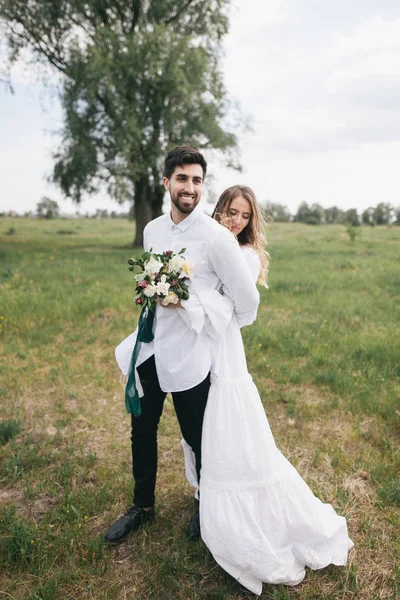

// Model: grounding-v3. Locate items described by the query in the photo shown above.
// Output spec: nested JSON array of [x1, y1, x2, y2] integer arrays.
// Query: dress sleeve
[[179, 294, 205, 334], [180, 290, 233, 338]]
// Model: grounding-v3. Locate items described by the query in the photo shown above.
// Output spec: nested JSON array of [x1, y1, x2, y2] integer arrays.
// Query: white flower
[[162, 292, 179, 306], [143, 284, 157, 298], [179, 259, 194, 278], [168, 255, 185, 273], [155, 274, 170, 296], [144, 255, 163, 276]]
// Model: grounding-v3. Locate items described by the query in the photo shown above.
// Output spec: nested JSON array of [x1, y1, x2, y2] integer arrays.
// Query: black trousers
[[131, 355, 210, 508]]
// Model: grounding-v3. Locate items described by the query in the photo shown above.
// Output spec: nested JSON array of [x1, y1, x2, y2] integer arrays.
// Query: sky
[[1, 0, 400, 215]]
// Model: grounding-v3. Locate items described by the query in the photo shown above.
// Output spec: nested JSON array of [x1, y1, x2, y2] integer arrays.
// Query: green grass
[[0, 218, 399, 599], [0, 419, 21, 445]]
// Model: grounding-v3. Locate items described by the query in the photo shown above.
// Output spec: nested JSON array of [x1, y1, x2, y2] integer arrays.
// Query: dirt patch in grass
[[89, 308, 119, 324], [256, 377, 330, 404], [0, 486, 24, 507], [254, 375, 281, 394], [30, 492, 56, 522], [294, 384, 326, 405], [0, 487, 54, 522]]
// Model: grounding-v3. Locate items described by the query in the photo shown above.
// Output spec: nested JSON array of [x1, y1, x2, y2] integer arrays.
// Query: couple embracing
[[106, 146, 353, 595]]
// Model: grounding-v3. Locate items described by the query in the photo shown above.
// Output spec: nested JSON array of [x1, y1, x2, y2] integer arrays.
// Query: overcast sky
[[1, 0, 400, 215]]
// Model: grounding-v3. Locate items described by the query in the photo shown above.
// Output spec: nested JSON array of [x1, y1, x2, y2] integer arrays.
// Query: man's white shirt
[[138, 206, 259, 393]]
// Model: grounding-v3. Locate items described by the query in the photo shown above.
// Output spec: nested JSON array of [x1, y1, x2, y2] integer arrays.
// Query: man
[[105, 146, 259, 544]]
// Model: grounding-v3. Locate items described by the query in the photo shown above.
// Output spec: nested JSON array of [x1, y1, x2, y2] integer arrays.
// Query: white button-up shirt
[[139, 206, 259, 392]]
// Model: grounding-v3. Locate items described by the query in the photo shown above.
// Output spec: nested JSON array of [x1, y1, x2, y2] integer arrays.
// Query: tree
[[36, 197, 60, 219], [372, 203, 394, 225], [343, 208, 360, 227], [0, 0, 240, 245], [362, 207, 374, 226], [264, 202, 291, 222], [324, 206, 344, 224], [294, 201, 310, 223], [294, 201, 324, 225], [345, 224, 360, 243]]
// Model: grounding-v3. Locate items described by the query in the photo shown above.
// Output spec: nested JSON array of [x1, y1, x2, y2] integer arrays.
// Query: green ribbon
[[125, 306, 155, 416]]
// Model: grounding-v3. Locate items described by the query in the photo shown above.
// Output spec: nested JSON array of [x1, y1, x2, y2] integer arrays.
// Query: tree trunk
[[152, 182, 164, 219], [133, 176, 152, 247]]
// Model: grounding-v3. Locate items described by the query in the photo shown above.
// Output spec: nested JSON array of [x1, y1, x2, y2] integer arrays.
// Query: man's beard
[[170, 191, 200, 215]]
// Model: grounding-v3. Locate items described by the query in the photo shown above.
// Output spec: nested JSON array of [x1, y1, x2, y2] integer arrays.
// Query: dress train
[[185, 314, 353, 595]]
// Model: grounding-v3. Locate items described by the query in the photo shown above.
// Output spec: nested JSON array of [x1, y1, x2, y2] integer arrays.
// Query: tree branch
[[163, 0, 196, 25], [5, 7, 69, 72], [130, 0, 142, 32], [7, 24, 68, 73]]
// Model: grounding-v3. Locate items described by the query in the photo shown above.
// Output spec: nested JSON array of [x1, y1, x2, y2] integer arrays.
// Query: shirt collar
[[168, 204, 202, 232]]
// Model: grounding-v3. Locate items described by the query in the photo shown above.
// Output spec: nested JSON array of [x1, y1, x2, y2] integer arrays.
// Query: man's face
[[164, 163, 204, 221]]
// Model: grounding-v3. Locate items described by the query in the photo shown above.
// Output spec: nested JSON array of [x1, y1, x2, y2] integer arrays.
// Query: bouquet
[[128, 248, 193, 309], [124, 248, 193, 416]]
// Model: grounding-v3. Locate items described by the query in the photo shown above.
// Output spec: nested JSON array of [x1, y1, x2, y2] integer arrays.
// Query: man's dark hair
[[164, 145, 207, 180]]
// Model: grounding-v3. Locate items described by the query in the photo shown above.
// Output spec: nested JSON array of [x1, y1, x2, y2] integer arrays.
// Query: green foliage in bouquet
[[127, 248, 192, 309]]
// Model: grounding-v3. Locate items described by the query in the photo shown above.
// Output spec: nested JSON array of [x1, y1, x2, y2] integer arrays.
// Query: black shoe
[[105, 505, 155, 544], [187, 508, 201, 541]]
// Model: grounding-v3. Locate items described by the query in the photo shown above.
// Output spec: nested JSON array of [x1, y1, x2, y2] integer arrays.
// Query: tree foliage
[[372, 203, 394, 226], [362, 203, 395, 226], [324, 206, 344, 224], [294, 203, 362, 226], [294, 201, 325, 225], [264, 202, 292, 223], [343, 208, 360, 227], [0, 0, 240, 244], [36, 197, 60, 219], [362, 207, 374, 226]]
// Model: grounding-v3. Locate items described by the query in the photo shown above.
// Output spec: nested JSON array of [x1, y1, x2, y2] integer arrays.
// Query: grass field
[[0, 218, 399, 600]]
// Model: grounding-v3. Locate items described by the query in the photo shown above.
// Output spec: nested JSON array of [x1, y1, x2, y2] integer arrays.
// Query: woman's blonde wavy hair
[[212, 185, 269, 286]]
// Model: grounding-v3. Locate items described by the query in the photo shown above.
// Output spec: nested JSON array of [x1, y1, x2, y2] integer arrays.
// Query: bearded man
[[105, 146, 259, 544]]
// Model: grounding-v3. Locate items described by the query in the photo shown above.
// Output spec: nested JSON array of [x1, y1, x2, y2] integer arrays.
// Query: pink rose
[[164, 250, 173, 256], [138, 280, 148, 288], [171, 279, 179, 286], [135, 297, 143, 305]]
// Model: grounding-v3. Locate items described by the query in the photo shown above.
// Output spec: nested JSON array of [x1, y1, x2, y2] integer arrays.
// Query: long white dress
[[116, 246, 353, 596], [182, 245, 353, 595]]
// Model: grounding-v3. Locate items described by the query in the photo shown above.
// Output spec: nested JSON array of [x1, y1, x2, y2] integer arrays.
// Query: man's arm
[[209, 229, 260, 327]]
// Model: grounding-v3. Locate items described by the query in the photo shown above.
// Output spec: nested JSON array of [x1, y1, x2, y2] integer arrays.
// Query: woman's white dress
[[181, 245, 353, 595], [116, 245, 353, 596]]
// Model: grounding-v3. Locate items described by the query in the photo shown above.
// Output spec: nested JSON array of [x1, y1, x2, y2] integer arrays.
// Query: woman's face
[[224, 195, 252, 236]]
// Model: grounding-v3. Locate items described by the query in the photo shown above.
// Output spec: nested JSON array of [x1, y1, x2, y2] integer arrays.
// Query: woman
[[212, 184, 269, 287], [182, 185, 353, 595]]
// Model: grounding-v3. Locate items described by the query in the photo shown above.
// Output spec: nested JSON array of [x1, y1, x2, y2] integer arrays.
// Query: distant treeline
[[1, 201, 130, 221], [2, 199, 399, 226], [264, 202, 400, 226]]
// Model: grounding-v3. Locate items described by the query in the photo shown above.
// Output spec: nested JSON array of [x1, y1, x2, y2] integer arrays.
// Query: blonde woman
[[212, 184, 269, 287], [182, 185, 353, 595]]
